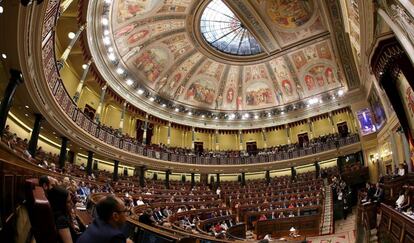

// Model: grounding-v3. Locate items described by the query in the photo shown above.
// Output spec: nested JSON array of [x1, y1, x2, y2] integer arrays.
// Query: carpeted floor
[[307, 210, 356, 243]]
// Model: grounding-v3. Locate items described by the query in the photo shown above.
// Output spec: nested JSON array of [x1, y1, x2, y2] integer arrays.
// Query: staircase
[[320, 184, 334, 235]]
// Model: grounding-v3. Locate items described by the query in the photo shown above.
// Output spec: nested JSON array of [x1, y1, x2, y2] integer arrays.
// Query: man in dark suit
[[77, 196, 133, 243], [373, 183, 384, 203]]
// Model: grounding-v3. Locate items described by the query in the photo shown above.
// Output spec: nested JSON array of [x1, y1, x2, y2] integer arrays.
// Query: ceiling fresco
[[87, 0, 355, 118]]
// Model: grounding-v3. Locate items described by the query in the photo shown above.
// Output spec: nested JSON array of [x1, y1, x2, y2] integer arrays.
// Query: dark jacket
[[77, 218, 126, 243]]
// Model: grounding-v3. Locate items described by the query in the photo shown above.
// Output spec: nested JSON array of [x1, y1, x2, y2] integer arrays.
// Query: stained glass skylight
[[200, 0, 263, 56]]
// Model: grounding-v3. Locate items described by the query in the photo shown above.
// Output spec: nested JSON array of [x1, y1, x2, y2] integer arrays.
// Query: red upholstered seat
[[25, 179, 57, 243]]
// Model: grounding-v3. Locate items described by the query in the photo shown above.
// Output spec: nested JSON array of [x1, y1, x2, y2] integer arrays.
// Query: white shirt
[[136, 200, 145, 206], [398, 168, 405, 176], [396, 194, 405, 208]]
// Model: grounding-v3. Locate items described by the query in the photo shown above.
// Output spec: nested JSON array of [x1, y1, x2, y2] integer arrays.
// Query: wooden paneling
[[379, 204, 414, 243]]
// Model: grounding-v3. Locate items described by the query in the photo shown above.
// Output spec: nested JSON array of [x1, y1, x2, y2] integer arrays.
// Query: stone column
[[308, 119, 314, 139], [239, 130, 243, 150], [191, 173, 195, 187], [167, 122, 171, 146], [241, 172, 246, 186], [262, 128, 267, 148], [143, 114, 148, 144], [95, 84, 107, 123], [139, 166, 146, 187], [0, 69, 23, 136], [265, 170, 270, 184], [191, 127, 195, 149], [73, 60, 92, 103], [119, 102, 127, 132], [215, 130, 219, 150], [113, 160, 119, 181], [86, 151, 93, 176], [399, 129, 412, 172], [286, 125, 291, 144], [58, 137, 68, 168], [165, 170, 171, 189], [28, 114, 43, 157], [328, 112, 336, 133], [57, 24, 85, 70], [314, 161, 320, 178], [390, 132, 399, 173]]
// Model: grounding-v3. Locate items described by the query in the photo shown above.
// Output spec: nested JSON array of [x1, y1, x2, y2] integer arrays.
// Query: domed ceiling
[[86, 0, 357, 128]]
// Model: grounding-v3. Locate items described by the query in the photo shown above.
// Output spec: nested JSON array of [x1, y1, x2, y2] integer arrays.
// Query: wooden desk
[[378, 203, 414, 243], [254, 214, 320, 239]]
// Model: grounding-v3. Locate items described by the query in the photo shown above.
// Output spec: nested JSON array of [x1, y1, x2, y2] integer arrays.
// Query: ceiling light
[[175, 108, 179, 112], [82, 64, 88, 70], [149, 97, 155, 102], [214, 116, 218, 120], [68, 32, 76, 39], [281, 111, 285, 115], [25, 105, 29, 109], [126, 79, 133, 86], [53, 132, 56, 134], [188, 111, 192, 116], [228, 113, 235, 120], [201, 115, 205, 118], [108, 53, 116, 61], [25, 113, 28, 117], [104, 0, 111, 4], [103, 29, 110, 36], [338, 90, 344, 96], [267, 113, 271, 117], [137, 89, 144, 95], [162, 104, 166, 107], [103, 36, 111, 45], [116, 68, 124, 75], [308, 98, 319, 105], [101, 18, 109, 26], [332, 95, 336, 100], [254, 115, 259, 119], [0, 6, 4, 14], [244, 113, 250, 118], [108, 47, 114, 52], [1, 53, 7, 59]]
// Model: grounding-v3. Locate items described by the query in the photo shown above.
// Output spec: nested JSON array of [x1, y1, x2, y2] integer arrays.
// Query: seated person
[[48, 186, 77, 243], [259, 214, 267, 221], [398, 164, 406, 177], [77, 195, 133, 243], [138, 209, 157, 226], [135, 196, 145, 206], [396, 191, 407, 209], [372, 183, 384, 202]]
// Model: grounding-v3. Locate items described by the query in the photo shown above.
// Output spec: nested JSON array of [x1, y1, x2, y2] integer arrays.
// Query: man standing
[[77, 196, 133, 243]]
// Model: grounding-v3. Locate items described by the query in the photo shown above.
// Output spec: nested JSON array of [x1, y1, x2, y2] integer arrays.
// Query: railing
[[40, 0, 360, 166]]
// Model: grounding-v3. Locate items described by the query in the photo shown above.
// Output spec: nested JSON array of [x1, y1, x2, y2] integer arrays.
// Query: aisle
[[308, 209, 356, 243], [320, 184, 334, 235]]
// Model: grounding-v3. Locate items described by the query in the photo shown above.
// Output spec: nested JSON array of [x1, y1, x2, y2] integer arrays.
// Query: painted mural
[[116, 0, 162, 22], [185, 78, 217, 105], [396, 72, 414, 136], [368, 85, 387, 130], [221, 66, 239, 110], [356, 108, 377, 136], [114, 19, 185, 57], [245, 82, 273, 106], [159, 53, 203, 97], [266, 0, 313, 29], [289, 41, 342, 96], [161, 34, 193, 59], [134, 47, 169, 84], [268, 57, 298, 103]]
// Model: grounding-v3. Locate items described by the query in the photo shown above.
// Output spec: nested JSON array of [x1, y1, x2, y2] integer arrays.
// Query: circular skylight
[[200, 0, 263, 56]]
